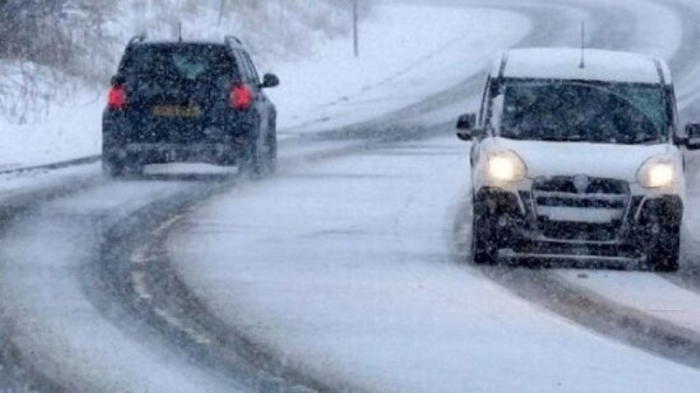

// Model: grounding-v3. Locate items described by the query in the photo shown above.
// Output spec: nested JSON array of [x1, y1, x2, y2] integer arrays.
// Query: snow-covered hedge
[[0, 0, 372, 120]]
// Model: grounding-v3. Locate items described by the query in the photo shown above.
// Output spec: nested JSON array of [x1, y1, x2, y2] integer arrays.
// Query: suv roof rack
[[225, 35, 243, 47], [127, 34, 147, 47]]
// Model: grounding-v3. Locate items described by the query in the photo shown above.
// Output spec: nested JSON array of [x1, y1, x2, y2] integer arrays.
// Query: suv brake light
[[108, 85, 127, 110], [230, 84, 252, 110]]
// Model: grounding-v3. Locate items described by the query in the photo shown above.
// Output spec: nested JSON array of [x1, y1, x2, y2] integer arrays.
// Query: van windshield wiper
[[635, 136, 664, 144]]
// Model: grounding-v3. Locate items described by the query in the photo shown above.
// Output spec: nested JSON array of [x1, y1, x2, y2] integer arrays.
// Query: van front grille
[[531, 176, 631, 242]]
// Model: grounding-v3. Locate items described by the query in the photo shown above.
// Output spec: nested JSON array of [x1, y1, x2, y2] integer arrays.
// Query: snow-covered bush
[[0, 0, 117, 121], [0, 0, 372, 120], [0, 0, 117, 78]]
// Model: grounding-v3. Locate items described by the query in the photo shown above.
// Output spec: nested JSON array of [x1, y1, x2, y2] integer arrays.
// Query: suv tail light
[[108, 85, 127, 110], [230, 84, 252, 110]]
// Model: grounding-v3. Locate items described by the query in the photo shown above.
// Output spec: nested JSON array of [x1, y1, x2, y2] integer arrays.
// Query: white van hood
[[490, 137, 677, 182]]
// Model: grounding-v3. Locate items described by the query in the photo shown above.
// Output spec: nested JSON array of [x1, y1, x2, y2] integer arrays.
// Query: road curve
[[1, 0, 700, 392]]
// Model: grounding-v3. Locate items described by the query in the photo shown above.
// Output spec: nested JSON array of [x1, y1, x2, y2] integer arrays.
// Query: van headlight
[[487, 150, 527, 182], [637, 157, 675, 188]]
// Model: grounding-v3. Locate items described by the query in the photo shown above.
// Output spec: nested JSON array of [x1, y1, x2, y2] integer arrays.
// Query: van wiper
[[566, 134, 585, 142], [636, 136, 663, 144]]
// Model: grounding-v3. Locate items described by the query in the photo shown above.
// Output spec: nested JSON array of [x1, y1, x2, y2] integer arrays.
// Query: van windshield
[[498, 80, 670, 144]]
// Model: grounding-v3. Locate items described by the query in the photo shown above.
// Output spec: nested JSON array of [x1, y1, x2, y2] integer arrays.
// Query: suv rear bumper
[[104, 142, 247, 165], [473, 187, 683, 263], [102, 111, 256, 166]]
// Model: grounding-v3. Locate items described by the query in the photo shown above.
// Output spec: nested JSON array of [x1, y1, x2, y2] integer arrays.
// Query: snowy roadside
[[0, 4, 528, 170], [0, 180, 240, 393]]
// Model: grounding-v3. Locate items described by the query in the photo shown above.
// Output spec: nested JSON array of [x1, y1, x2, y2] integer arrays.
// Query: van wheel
[[472, 208, 498, 265], [649, 226, 680, 272]]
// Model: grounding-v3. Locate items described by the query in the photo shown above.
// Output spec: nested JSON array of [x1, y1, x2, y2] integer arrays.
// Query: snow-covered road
[[160, 0, 700, 391], [169, 137, 700, 392], [1, 0, 700, 392]]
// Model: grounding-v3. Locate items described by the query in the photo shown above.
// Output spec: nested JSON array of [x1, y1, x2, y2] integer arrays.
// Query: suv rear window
[[119, 44, 237, 82]]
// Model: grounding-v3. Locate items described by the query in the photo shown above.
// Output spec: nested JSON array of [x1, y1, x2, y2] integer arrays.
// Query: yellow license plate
[[152, 105, 201, 118]]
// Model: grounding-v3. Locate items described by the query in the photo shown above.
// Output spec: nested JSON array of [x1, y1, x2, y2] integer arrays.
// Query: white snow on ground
[[168, 137, 700, 393], [0, 181, 239, 393], [589, 0, 682, 60], [555, 270, 700, 333], [270, 5, 529, 135], [1, 0, 699, 391], [0, 63, 104, 168], [545, 140, 700, 335], [0, 5, 536, 391]]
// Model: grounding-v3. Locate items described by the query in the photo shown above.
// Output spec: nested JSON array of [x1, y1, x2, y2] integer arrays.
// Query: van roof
[[493, 48, 672, 85]]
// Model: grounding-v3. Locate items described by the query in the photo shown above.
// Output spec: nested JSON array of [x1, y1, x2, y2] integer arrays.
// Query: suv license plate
[[152, 105, 201, 118]]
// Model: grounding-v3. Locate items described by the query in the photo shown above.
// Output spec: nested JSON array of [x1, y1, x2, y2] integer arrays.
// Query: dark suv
[[102, 35, 279, 177]]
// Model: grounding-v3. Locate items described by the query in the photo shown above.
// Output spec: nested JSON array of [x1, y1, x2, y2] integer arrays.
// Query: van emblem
[[573, 175, 589, 194]]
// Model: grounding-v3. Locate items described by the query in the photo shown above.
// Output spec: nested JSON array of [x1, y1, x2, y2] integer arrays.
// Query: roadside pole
[[218, 0, 226, 26], [353, 0, 359, 58]]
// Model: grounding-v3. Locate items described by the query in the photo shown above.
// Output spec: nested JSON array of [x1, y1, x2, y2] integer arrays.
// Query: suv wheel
[[264, 130, 277, 174], [240, 138, 264, 179], [648, 226, 680, 272], [103, 158, 125, 178]]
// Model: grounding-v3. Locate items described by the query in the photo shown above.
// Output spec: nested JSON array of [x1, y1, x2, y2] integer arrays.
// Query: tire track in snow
[[0, 175, 102, 392], [89, 179, 348, 393]]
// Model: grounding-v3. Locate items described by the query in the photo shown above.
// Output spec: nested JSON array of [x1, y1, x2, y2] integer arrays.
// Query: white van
[[457, 47, 700, 271]]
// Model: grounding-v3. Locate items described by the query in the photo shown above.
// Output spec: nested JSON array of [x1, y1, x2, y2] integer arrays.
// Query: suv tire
[[264, 129, 277, 175], [240, 137, 264, 179], [103, 158, 125, 178]]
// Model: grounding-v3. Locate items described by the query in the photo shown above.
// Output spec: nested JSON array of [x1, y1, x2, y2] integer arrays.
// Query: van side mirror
[[686, 123, 700, 150], [456, 113, 477, 141], [261, 73, 279, 88]]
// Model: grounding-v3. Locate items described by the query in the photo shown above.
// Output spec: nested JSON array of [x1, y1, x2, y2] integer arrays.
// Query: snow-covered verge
[[0, 179, 241, 393], [0, 63, 103, 170], [0, 3, 528, 169]]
